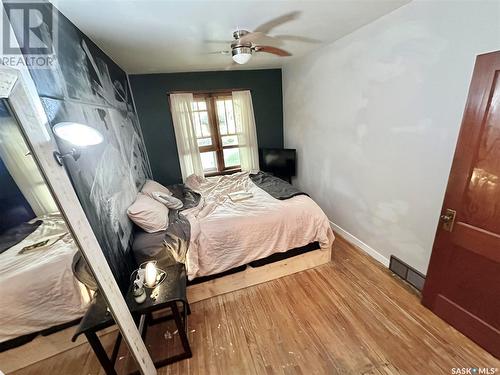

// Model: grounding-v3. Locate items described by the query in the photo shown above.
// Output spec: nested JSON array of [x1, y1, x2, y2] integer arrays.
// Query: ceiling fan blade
[[255, 46, 292, 57], [254, 11, 301, 34], [203, 39, 232, 44], [208, 50, 231, 55], [238, 31, 268, 44], [273, 35, 321, 44], [239, 32, 282, 48]]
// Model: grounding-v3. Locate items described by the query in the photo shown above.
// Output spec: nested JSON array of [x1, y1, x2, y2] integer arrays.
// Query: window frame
[[193, 93, 241, 176]]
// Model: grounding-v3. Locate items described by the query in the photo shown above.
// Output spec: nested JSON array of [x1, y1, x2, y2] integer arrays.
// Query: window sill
[[204, 168, 241, 177]]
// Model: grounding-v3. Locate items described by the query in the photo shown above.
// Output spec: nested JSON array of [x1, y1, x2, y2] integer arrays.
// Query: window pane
[[200, 151, 217, 172], [222, 135, 238, 147], [225, 99, 236, 134], [198, 100, 207, 110], [216, 100, 228, 135], [191, 101, 198, 111], [193, 113, 202, 137], [223, 148, 240, 168], [200, 111, 210, 137], [197, 138, 212, 147]]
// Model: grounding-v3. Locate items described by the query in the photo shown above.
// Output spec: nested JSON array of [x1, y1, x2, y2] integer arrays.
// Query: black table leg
[[146, 302, 192, 370], [171, 301, 192, 357], [182, 302, 189, 334], [110, 332, 122, 365], [85, 331, 117, 375], [138, 314, 148, 340]]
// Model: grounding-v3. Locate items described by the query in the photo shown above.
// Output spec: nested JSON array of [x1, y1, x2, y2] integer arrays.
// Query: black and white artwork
[[9, 3, 151, 288]]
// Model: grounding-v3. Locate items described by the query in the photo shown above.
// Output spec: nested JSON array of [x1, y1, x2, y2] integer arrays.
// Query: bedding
[[0, 220, 42, 254], [0, 213, 90, 343], [132, 184, 200, 265], [152, 191, 183, 209], [127, 193, 169, 233], [141, 179, 172, 197], [183, 172, 334, 279], [131, 173, 334, 280], [249, 171, 307, 200]]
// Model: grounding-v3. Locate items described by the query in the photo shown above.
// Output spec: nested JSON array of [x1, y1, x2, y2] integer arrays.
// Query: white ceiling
[[50, 0, 410, 74]]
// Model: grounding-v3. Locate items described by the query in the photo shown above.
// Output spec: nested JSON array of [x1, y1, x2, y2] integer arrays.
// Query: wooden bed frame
[[187, 245, 332, 303]]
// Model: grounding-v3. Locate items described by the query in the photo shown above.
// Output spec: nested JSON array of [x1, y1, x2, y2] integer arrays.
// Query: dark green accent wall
[[129, 69, 283, 185]]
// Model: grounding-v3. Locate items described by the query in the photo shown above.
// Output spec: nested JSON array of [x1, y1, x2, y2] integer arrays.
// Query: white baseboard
[[330, 221, 390, 267]]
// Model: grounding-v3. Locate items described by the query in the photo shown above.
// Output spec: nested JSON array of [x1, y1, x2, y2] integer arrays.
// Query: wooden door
[[422, 51, 500, 358]]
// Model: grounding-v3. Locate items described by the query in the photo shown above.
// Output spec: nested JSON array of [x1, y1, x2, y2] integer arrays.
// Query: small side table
[[73, 263, 192, 375]]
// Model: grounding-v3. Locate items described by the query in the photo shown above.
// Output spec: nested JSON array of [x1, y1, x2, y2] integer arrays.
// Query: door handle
[[440, 214, 453, 222], [440, 208, 456, 231]]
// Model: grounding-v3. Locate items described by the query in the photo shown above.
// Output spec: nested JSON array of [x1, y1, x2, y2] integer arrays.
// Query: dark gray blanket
[[250, 171, 307, 200]]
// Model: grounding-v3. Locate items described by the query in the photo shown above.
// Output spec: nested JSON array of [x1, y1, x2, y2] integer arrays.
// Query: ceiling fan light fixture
[[232, 46, 252, 65]]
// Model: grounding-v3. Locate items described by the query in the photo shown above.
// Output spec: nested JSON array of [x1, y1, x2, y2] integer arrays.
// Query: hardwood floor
[[10, 236, 500, 375]]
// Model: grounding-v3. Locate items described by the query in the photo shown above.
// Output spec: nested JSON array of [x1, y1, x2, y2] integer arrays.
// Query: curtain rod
[[167, 88, 252, 95]]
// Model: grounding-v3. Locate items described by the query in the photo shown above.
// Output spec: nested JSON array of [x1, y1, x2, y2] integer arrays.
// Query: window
[[192, 93, 241, 175]]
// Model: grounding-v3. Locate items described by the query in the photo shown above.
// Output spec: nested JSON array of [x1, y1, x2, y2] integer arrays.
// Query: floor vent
[[389, 256, 426, 291]]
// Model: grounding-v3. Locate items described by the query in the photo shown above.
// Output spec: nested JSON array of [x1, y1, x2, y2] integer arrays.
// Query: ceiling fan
[[209, 11, 318, 67]]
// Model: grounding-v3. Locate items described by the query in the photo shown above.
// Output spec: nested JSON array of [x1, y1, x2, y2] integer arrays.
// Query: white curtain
[[0, 109, 58, 216], [170, 93, 204, 181], [232, 90, 259, 172]]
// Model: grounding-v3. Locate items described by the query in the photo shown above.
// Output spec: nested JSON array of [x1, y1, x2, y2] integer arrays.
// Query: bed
[[0, 213, 91, 344], [132, 172, 334, 286], [182, 172, 334, 279]]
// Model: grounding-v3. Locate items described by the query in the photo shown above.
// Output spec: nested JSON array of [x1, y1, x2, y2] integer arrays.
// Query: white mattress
[[0, 213, 90, 343], [183, 172, 334, 280]]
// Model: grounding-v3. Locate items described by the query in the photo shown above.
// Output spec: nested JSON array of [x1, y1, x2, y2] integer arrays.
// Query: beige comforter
[[183, 172, 334, 280]]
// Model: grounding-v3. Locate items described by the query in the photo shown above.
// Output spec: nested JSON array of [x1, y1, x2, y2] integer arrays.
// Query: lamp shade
[[53, 122, 104, 147], [232, 46, 252, 65]]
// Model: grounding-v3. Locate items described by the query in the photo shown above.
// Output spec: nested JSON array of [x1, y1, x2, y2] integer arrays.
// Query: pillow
[[152, 191, 183, 210], [127, 193, 169, 233], [141, 179, 172, 198]]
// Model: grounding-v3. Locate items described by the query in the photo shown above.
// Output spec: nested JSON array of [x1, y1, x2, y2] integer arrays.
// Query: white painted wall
[[282, 0, 500, 274]]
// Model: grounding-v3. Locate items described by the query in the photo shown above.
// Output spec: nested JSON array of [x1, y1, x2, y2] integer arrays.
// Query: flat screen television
[[260, 148, 296, 179]]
